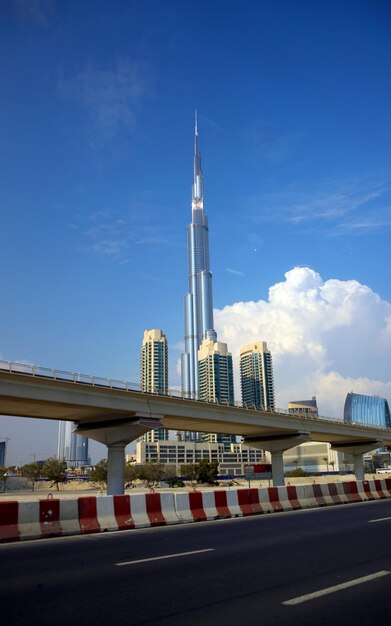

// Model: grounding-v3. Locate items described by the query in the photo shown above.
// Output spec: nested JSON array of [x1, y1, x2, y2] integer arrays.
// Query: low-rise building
[[132, 439, 269, 476]]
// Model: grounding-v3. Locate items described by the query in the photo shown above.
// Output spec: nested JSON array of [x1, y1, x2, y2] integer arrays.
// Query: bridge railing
[[0, 359, 390, 433]]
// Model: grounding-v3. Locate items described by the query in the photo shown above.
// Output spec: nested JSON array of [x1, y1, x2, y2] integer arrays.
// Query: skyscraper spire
[[181, 114, 217, 400], [193, 110, 203, 200]]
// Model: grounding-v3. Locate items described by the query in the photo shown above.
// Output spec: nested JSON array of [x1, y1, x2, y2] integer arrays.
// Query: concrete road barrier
[[1, 479, 390, 543]]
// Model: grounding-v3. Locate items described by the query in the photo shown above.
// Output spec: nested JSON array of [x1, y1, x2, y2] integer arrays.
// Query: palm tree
[[323, 456, 329, 473]]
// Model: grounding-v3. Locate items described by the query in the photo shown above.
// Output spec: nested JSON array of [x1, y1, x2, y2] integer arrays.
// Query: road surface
[[1, 499, 391, 625]]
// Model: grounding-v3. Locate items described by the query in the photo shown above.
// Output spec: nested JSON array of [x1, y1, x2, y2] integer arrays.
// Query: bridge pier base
[[353, 454, 365, 482], [271, 451, 285, 486], [107, 444, 127, 495]]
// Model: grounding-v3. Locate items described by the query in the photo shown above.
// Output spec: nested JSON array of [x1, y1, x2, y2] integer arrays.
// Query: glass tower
[[344, 392, 391, 428], [181, 113, 217, 400], [57, 421, 89, 468]]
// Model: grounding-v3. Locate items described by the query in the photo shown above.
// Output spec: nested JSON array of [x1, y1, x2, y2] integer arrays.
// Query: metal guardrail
[[0, 359, 390, 433]]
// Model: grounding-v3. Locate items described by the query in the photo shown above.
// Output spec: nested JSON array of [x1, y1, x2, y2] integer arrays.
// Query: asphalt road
[[1, 500, 391, 625]]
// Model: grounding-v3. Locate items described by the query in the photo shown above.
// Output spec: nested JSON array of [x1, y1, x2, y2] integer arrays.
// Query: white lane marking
[[282, 571, 390, 606], [369, 517, 391, 523], [116, 548, 215, 566]]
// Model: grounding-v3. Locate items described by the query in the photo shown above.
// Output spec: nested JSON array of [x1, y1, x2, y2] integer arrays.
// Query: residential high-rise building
[[344, 392, 391, 428], [140, 329, 169, 442], [198, 338, 236, 448], [57, 421, 89, 468], [181, 113, 217, 401], [240, 341, 275, 411], [198, 339, 234, 404]]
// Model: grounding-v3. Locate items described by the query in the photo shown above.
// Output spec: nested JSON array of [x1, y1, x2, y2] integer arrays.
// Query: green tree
[[372, 454, 387, 470], [90, 459, 108, 486], [138, 463, 165, 488], [22, 462, 42, 491], [196, 459, 219, 485], [125, 463, 139, 488], [42, 458, 67, 491], [180, 464, 198, 483], [285, 467, 310, 477]]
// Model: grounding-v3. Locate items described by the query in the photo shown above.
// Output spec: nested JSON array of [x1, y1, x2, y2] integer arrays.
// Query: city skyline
[[1, 2, 391, 464]]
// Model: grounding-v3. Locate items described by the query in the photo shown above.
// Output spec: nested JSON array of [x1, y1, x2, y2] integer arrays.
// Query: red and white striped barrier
[[340, 481, 363, 503], [174, 489, 261, 523], [303, 483, 343, 506], [2, 479, 391, 543]]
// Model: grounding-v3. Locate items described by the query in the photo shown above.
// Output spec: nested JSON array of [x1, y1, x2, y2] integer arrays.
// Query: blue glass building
[[57, 421, 89, 468], [0, 441, 6, 466], [344, 392, 391, 428]]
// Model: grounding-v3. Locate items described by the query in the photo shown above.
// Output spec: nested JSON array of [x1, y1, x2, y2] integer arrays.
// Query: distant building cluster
[[131, 117, 390, 474], [54, 116, 390, 474]]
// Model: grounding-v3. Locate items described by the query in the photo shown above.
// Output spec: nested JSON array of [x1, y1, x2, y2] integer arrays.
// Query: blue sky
[[1, 0, 390, 464]]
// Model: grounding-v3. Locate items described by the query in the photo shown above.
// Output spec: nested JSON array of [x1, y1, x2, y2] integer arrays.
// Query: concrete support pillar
[[107, 444, 126, 495], [353, 454, 365, 482], [74, 415, 164, 495], [244, 433, 311, 488], [271, 451, 285, 487], [331, 440, 383, 483]]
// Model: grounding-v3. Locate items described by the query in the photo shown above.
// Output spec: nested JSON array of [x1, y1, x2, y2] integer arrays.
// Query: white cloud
[[226, 268, 245, 277], [246, 173, 391, 235], [214, 267, 391, 418]]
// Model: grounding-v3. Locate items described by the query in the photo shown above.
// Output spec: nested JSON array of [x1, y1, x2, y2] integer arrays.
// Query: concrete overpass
[[1, 361, 390, 493]]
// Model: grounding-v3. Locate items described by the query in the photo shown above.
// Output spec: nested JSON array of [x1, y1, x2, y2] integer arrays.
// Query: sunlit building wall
[[198, 338, 236, 448], [240, 341, 275, 411], [288, 396, 318, 417], [134, 439, 268, 476]]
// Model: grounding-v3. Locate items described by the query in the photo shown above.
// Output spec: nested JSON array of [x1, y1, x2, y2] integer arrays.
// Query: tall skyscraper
[[181, 113, 217, 400], [240, 341, 275, 411], [57, 421, 89, 468], [198, 338, 236, 448], [140, 329, 169, 442]]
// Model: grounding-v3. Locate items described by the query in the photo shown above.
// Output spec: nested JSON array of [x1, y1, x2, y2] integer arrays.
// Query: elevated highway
[[1, 361, 390, 493]]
